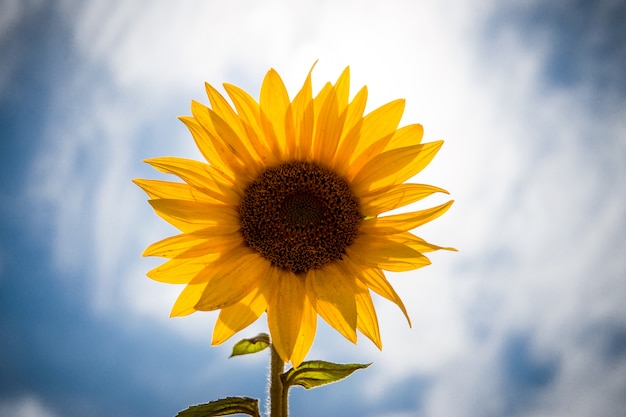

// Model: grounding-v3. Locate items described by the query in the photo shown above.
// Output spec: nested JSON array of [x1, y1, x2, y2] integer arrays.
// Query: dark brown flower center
[[239, 161, 361, 273]]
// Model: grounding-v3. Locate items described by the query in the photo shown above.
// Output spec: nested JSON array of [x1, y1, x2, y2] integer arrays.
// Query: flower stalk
[[269, 344, 287, 417]]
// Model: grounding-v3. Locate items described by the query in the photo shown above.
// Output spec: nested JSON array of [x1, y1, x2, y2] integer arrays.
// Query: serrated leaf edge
[[175, 396, 261, 417]]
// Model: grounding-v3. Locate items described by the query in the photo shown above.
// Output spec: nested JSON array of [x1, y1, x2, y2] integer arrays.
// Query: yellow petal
[[206, 83, 251, 158], [383, 123, 424, 151], [387, 231, 457, 253], [313, 86, 344, 163], [147, 257, 218, 284], [340, 86, 367, 142], [146, 200, 240, 234], [203, 82, 248, 148], [333, 86, 368, 174], [267, 269, 310, 365], [204, 84, 269, 172], [291, 66, 314, 159], [378, 257, 431, 272], [307, 264, 357, 343], [333, 66, 351, 115], [313, 82, 333, 114], [360, 183, 449, 217], [195, 250, 271, 311], [170, 281, 208, 317], [142, 231, 242, 259], [148, 199, 239, 227], [210, 118, 263, 178], [223, 82, 278, 165], [362, 200, 454, 233], [212, 285, 269, 345], [348, 262, 411, 327], [178, 114, 236, 179], [144, 156, 239, 204], [260, 68, 291, 158], [354, 280, 382, 349], [364, 270, 412, 327], [351, 140, 443, 193], [289, 292, 317, 368], [347, 235, 431, 272], [204, 83, 254, 163], [346, 98, 406, 175], [133, 179, 217, 203], [143, 208, 205, 233], [143, 211, 196, 233], [190, 100, 261, 174]]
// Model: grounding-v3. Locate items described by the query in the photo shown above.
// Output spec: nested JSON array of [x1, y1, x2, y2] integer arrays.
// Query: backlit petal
[[144, 156, 239, 203], [291, 66, 314, 159], [347, 235, 432, 272], [333, 86, 368, 174], [170, 281, 208, 317], [147, 257, 218, 284], [360, 183, 449, 217], [204, 83, 254, 163], [313, 86, 343, 163], [195, 250, 271, 311], [346, 99, 405, 176], [361, 200, 454, 233], [383, 123, 424, 151], [148, 199, 239, 226], [290, 292, 317, 368], [351, 140, 444, 193], [133, 179, 217, 203], [191, 100, 260, 174], [354, 280, 382, 349], [353, 265, 411, 327], [142, 230, 242, 258], [387, 231, 458, 253], [224, 82, 278, 165], [307, 264, 357, 343], [333, 66, 351, 115], [267, 269, 309, 364], [179, 114, 237, 179], [260, 69, 291, 158], [212, 285, 269, 345]]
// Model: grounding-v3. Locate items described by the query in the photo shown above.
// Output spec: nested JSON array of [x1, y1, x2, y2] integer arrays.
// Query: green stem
[[269, 344, 286, 417]]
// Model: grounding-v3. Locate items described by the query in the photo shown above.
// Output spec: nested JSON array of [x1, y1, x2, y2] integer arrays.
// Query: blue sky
[[1, 1, 625, 416]]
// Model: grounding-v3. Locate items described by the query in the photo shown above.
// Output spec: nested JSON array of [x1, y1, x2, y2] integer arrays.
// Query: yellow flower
[[134, 66, 454, 367]]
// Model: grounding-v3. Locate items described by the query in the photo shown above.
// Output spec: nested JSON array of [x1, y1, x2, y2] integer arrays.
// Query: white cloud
[[0, 396, 58, 417], [377, 3, 626, 416]]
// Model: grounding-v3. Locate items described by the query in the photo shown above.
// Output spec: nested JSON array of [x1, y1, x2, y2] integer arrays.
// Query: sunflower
[[134, 66, 454, 367]]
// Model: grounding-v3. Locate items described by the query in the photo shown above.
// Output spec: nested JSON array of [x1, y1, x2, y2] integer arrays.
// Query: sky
[[1, 0, 625, 416]]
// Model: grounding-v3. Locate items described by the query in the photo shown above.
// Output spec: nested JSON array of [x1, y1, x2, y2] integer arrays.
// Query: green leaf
[[175, 397, 260, 417], [230, 333, 270, 357], [283, 360, 371, 390]]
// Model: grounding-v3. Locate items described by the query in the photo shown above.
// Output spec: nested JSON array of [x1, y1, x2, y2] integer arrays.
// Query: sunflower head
[[134, 66, 454, 367], [239, 160, 361, 273]]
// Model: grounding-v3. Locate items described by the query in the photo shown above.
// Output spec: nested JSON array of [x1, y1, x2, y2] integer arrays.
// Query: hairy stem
[[269, 344, 286, 417]]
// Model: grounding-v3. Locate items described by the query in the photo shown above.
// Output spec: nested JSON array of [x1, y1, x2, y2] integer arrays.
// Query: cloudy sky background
[[1, 0, 625, 416]]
